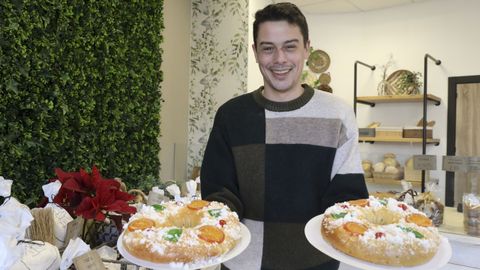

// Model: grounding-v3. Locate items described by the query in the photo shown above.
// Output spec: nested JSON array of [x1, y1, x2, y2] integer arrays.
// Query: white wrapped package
[[0, 176, 13, 197], [60, 238, 91, 270], [43, 180, 73, 248], [185, 180, 197, 198], [0, 197, 34, 268], [45, 204, 73, 248], [10, 241, 61, 270], [166, 183, 181, 201]]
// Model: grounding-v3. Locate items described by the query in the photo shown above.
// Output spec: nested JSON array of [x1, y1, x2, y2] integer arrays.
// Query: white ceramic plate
[[117, 223, 251, 270], [305, 214, 451, 270]]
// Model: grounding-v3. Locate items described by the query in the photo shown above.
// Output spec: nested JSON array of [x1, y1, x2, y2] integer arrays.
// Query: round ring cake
[[321, 196, 441, 266], [122, 200, 242, 264]]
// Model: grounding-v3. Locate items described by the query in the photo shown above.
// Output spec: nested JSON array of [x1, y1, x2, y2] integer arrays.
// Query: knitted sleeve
[[200, 107, 244, 219], [321, 106, 369, 211]]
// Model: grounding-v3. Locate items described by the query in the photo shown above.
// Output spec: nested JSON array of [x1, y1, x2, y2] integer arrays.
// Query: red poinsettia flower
[[75, 179, 136, 222]]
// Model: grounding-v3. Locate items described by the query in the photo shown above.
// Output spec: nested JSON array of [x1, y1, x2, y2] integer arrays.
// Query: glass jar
[[463, 193, 480, 236]]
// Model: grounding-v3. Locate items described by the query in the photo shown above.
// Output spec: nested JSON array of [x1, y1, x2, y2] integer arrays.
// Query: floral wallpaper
[[188, 0, 249, 176]]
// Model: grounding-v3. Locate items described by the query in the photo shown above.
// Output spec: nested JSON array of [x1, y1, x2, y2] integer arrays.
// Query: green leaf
[[331, 212, 347, 219], [208, 209, 222, 218], [163, 228, 182, 242], [397, 226, 424, 239], [153, 204, 165, 211]]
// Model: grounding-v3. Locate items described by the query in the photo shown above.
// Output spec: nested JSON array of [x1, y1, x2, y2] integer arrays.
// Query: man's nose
[[274, 49, 287, 63]]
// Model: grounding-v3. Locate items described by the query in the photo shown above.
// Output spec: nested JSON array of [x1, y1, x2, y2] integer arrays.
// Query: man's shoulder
[[218, 91, 256, 112], [311, 89, 349, 109]]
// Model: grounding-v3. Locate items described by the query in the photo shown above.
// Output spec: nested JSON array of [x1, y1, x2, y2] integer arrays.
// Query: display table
[[438, 207, 480, 269]]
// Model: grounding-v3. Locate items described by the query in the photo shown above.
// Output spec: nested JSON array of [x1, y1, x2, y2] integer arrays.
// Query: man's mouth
[[270, 66, 293, 76]]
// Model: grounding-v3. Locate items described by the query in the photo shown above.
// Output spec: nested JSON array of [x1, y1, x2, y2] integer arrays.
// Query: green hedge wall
[[0, 0, 164, 205]]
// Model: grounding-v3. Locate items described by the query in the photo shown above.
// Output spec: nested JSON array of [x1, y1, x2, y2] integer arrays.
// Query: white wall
[[305, 0, 480, 202], [159, 0, 191, 182], [247, 0, 480, 203]]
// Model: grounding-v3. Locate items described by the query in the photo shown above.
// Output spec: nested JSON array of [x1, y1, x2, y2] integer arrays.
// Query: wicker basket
[[373, 169, 404, 180]]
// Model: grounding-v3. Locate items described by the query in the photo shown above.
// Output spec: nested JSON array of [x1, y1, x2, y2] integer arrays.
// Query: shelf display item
[[403, 126, 433, 139], [307, 49, 330, 73], [319, 197, 444, 266], [415, 182, 444, 227], [362, 160, 373, 178], [375, 127, 403, 139], [372, 153, 404, 180], [120, 200, 244, 266], [463, 193, 480, 236], [385, 69, 423, 95]]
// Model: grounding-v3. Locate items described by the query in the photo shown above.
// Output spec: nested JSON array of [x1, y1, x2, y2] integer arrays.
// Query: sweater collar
[[252, 84, 314, 112]]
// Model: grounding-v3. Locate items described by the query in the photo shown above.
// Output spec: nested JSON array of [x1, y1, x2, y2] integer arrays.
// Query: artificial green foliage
[[0, 0, 164, 205]]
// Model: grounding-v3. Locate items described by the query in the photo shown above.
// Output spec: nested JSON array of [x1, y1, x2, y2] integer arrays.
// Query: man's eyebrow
[[259, 39, 300, 46]]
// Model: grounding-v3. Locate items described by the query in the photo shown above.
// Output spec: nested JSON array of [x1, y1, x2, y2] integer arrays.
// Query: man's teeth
[[272, 69, 289, 74]]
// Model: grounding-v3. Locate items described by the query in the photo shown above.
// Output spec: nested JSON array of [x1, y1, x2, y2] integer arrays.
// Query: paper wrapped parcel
[[42, 181, 74, 248], [166, 183, 181, 201], [0, 182, 34, 269]]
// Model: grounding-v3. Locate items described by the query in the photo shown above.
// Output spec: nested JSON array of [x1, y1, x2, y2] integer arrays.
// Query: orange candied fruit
[[343, 222, 368, 236], [198, 225, 225, 243], [406, 213, 433, 227], [187, 200, 210, 210], [128, 218, 155, 231], [348, 198, 369, 207]]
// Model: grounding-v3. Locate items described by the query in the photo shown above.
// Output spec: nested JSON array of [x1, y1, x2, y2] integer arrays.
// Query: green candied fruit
[[331, 212, 347, 219], [397, 226, 424, 239], [152, 204, 166, 211], [208, 209, 222, 218], [163, 228, 182, 242], [379, 199, 388, 206]]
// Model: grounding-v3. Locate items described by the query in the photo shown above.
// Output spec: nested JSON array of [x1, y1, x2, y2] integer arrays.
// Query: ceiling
[[273, 0, 435, 14]]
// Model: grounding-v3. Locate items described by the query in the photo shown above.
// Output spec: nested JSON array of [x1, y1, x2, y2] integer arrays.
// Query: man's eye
[[285, 45, 297, 51], [262, 47, 273, 53]]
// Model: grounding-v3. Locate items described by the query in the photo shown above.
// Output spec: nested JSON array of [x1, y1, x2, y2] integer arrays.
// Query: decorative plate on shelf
[[307, 50, 330, 73]]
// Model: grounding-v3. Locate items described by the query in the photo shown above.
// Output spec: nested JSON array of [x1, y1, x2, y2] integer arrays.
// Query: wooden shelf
[[356, 94, 441, 106], [359, 136, 440, 145], [365, 178, 421, 187]]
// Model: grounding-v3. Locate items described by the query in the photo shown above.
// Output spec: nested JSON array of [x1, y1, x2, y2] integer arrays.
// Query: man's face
[[253, 21, 309, 95]]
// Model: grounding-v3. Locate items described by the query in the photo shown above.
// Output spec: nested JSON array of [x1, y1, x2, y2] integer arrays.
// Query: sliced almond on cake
[[128, 218, 155, 231], [198, 225, 225, 243], [343, 222, 368, 235], [406, 213, 433, 227], [187, 200, 210, 210]]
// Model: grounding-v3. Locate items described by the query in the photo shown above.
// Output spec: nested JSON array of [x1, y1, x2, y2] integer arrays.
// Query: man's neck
[[262, 85, 304, 102]]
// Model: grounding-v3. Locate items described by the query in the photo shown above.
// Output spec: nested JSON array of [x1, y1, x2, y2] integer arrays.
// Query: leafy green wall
[[0, 0, 164, 205]]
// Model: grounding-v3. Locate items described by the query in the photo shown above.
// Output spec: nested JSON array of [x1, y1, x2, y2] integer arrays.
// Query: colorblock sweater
[[201, 85, 369, 270]]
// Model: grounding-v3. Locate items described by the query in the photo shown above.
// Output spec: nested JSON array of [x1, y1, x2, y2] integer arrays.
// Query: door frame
[[446, 75, 480, 207]]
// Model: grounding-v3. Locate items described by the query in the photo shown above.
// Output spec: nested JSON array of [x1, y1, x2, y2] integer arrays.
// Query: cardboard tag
[[73, 250, 106, 270], [466, 157, 480, 172], [443, 156, 469, 172], [65, 217, 85, 244], [413, 155, 437, 170]]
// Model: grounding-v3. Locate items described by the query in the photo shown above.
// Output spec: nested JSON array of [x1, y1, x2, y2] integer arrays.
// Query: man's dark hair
[[253, 2, 309, 48]]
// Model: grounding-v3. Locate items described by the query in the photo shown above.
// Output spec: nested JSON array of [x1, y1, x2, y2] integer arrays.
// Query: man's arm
[[200, 108, 244, 219], [321, 107, 369, 212]]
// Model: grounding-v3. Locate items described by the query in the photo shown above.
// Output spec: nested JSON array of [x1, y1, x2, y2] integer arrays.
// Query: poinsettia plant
[[53, 165, 136, 222]]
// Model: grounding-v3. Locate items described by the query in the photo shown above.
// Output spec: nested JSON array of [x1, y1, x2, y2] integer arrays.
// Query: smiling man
[[201, 2, 368, 270]]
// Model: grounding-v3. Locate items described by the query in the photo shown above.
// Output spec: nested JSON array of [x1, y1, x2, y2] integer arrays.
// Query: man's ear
[[305, 40, 311, 57], [252, 43, 259, 63]]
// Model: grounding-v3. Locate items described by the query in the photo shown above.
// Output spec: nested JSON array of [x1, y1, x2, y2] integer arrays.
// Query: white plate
[[305, 214, 452, 270], [117, 223, 251, 270]]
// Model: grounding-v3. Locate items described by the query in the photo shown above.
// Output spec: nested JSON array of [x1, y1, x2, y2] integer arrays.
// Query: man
[[201, 2, 368, 270]]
